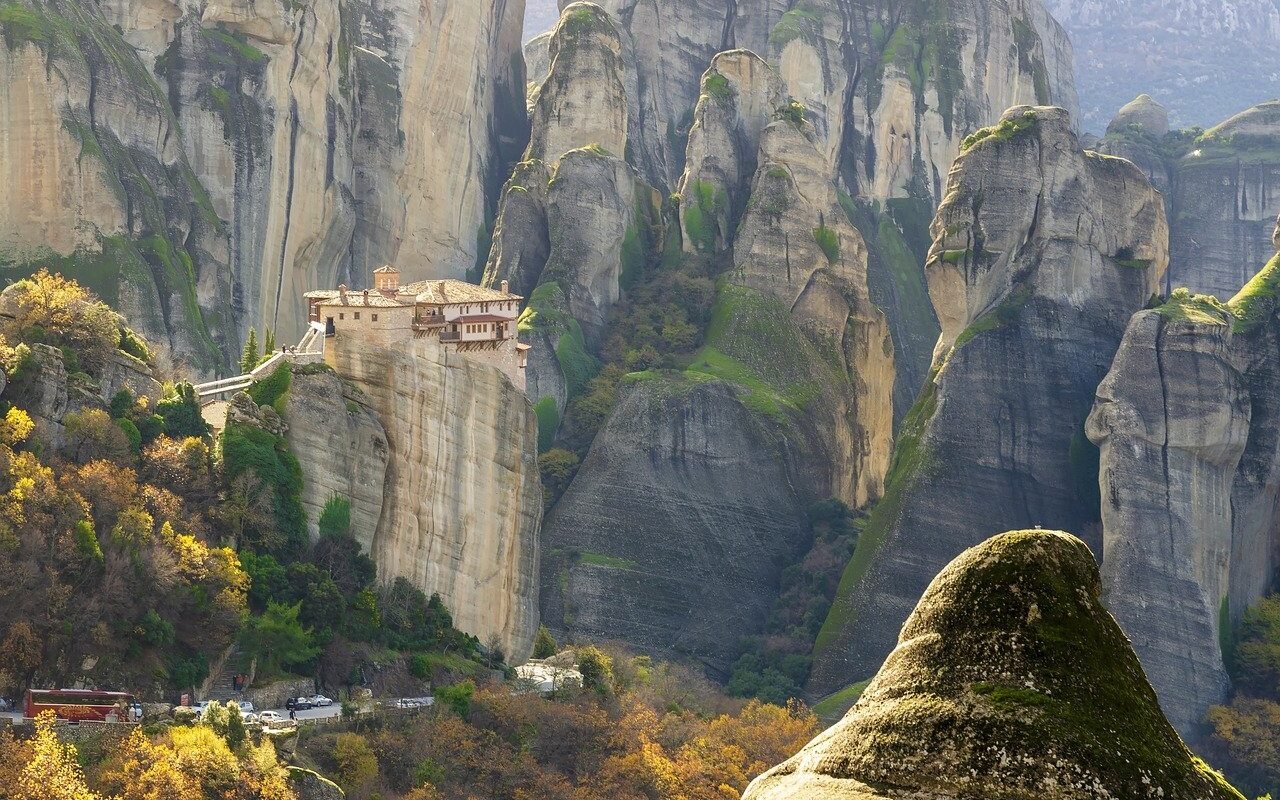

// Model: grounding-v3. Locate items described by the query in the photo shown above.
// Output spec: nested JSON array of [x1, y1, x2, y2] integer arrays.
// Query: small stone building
[[305, 267, 530, 389]]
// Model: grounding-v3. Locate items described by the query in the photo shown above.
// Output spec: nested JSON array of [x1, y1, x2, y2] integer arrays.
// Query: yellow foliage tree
[[10, 712, 100, 800], [97, 727, 197, 800]]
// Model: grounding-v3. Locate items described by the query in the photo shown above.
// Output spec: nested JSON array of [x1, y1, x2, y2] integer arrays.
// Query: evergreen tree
[[532, 625, 558, 659], [263, 328, 276, 360], [240, 329, 259, 374]]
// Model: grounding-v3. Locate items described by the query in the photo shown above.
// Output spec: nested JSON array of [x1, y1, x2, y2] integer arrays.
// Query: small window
[[354, 312, 361, 320], [372, 314, 379, 322], [339, 313, 345, 320]]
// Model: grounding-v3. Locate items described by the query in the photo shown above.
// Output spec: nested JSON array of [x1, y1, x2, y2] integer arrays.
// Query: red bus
[[24, 689, 134, 722]]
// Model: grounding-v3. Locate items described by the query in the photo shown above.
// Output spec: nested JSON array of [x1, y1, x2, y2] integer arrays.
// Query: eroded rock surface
[[745, 531, 1246, 800], [810, 107, 1168, 696], [322, 336, 543, 659]]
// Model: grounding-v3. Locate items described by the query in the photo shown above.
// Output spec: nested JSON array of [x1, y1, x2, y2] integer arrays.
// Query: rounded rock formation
[[1107, 93, 1171, 137], [745, 530, 1245, 800]]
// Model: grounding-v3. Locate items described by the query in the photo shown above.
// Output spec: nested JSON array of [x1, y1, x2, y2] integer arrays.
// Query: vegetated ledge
[[959, 108, 1038, 153], [1155, 288, 1233, 326], [1228, 252, 1280, 333]]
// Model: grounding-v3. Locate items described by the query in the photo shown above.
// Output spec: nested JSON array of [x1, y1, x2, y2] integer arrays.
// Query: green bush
[[319, 495, 352, 538], [115, 417, 142, 454], [813, 225, 840, 264], [532, 625, 558, 659], [436, 680, 475, 718], [248, 363, 292, 409]]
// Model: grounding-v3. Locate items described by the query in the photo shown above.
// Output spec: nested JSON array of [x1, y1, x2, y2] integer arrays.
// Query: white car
[[258, 711, 283, 724], [192, 701, 211, 717], [237, 701, 255, 715], [242, 712, 259, 724], [309, 695, 333, 707]]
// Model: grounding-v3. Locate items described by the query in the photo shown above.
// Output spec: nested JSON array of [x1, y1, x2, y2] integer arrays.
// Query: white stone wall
[[326, 304, 415, 347]]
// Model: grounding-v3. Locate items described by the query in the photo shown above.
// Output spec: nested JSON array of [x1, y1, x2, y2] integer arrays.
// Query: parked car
[[237, 701, 254, 715], [192, 701, 211, 717], [258, 711, 283, 724], [285, 697, 313, 711], [309, 695, 333, 707], [242, 712, 259, 724], [0, 697, 10, 712]]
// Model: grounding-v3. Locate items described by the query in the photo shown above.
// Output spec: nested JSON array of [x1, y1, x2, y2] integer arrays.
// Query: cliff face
[[1168, 103, 1280, 301], [0, 0, 526, 368], [1086, 238, 1280, 737], [1099, 98, 1280, 304], [287, 338, 543, 659], [809, 107, 1168, 696], [489, 0, 1078, 669], [744, 531, 1246, 800]]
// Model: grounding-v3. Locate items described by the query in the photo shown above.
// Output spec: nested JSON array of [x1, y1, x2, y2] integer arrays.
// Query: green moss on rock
[[750, 531, 1247, 800], [1229, 252, 1280, 333], [961, 109, 1039, 153]]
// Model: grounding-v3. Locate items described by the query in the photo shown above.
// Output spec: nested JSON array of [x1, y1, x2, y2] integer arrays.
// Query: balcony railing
[[439, 331, 461, 342]]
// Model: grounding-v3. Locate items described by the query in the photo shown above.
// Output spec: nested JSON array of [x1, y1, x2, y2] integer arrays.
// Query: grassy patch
[[520, 283, 601, 398], [1156, 288, 1232, 326], [533, 396, 560, 453], [811, 679, 870, 722], [681, 285, 828, 424], [203, 28, 268, 63], [813, 225, 840, 265], [768, 6, 823, 48], [683, 180, 725, 254], [960, 109, 1038, 153], [703, 72, 732, 103], [953, 289, 1030, 350], [941, 249, 967, 264], [578, 552, 637, 571], [973, 681, 1056, 709], [1229, 252, 1280, 333]]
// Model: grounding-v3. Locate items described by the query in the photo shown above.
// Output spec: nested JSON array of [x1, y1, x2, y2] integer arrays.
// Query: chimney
[[362, 289, 370, 305], [338, 284, 348, 303], [501, 280, 510, 294]]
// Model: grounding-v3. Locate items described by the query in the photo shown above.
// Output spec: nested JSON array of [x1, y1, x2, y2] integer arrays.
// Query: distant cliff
[[1047, 0, 1280, 131], [489, 0, 1078, 671], [809, 106, 1167, 696], [0, 0, 527, 369], [285, 336, 543, 660], [1099, 97, 1280, 303]]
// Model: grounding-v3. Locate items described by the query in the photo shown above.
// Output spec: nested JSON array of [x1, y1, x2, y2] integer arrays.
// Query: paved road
[[0, 705, 344, 724]]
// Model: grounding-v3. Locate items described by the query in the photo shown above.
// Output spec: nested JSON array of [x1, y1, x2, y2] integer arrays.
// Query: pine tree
[[263, 328, 276, 360], [532, 625, 558, 659], [240, 329, 259, 374]]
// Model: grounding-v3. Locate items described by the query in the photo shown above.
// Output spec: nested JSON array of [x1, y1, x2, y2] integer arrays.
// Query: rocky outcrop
[[578, 0, 1077, 203], [526, 4, 628, 166], [1085, 228, 1280, 737], [1108, 93, 1170, 137], [1087, 301, 1243, 737], [809, 107, 1168, 696], [3, 343, 163, 448], [744, 531, 1246, 800], [283, 368, 389, 551], [323, 335, 542, 659], [0, 0, 526, 367], [1168, 102, 1280, 300], [1046, 0, 1280, 131]]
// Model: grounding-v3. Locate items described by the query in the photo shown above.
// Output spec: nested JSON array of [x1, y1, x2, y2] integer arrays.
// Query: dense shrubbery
[[727, 500, 860, 704], [1206, 594, 1280, 797]]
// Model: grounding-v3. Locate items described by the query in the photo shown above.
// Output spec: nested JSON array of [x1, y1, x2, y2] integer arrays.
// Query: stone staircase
[[201, 645, 249, 703], [194, 325, 327, 402]]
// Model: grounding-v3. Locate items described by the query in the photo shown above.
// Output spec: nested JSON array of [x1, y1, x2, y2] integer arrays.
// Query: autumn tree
[[2, 269, 121, 375], [9, 712, 100, 800], [333, 733, 379, 795]]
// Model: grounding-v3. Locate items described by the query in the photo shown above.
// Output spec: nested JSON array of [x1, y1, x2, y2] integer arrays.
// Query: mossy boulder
[[745, 531, 1245, 800]]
